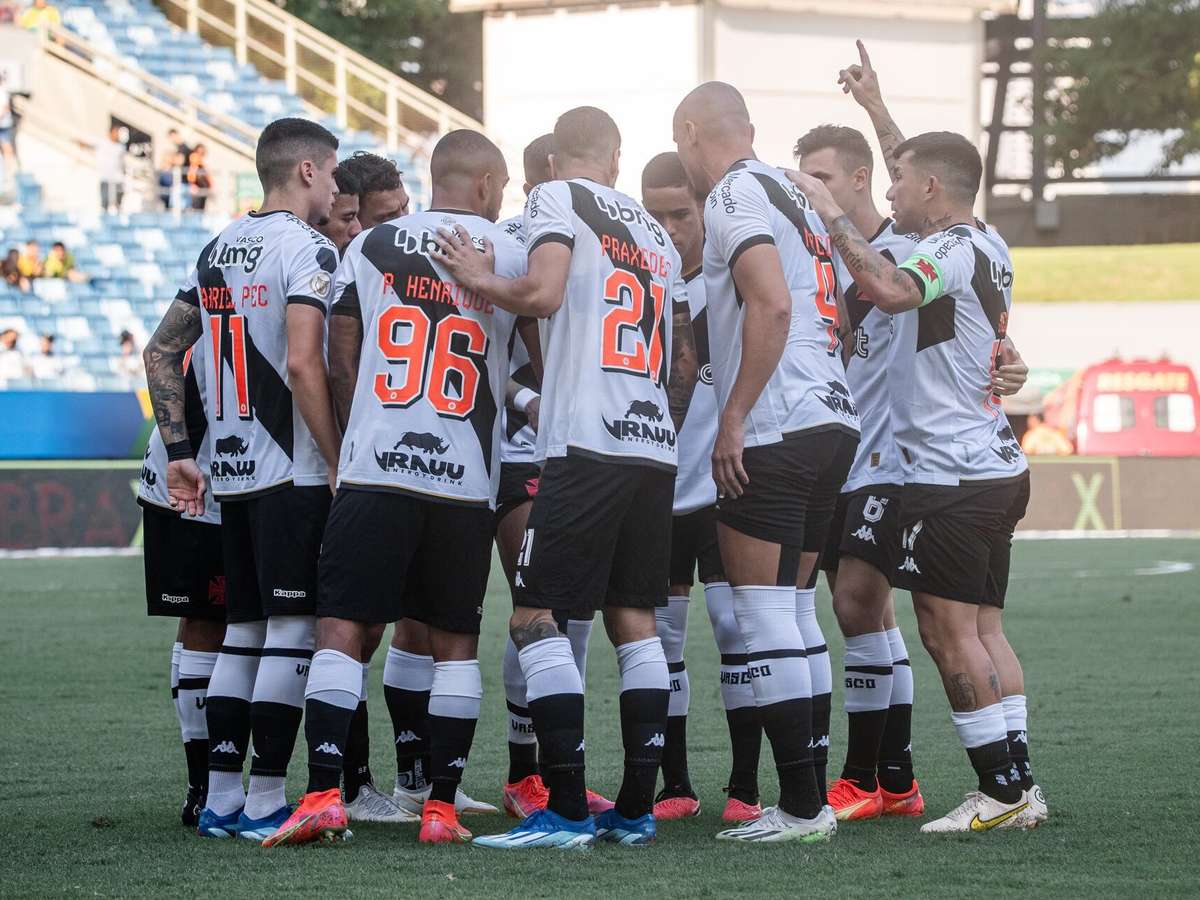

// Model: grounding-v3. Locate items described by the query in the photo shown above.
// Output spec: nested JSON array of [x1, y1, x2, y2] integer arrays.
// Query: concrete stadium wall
[[989, 195, 1200, 248]]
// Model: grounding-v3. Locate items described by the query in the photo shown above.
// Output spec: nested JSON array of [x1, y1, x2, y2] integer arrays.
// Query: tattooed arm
[[787, 171, 923, 314], [838, 40, 906, 182], [667, 300, 698, 433], [144, 298, 206, 515]]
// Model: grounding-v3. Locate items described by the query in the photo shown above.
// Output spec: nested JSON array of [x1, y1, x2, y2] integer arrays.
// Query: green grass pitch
[[2, 538, 1197, 898]]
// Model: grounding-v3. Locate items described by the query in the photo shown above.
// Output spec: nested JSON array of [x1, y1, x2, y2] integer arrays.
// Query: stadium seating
[[58, 0, 405, 159], [1, 172, 215, 391]]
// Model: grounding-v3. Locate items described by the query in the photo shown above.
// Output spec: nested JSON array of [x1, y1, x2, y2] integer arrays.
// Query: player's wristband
[[513, 388, 539, 414], [165, 440, 194, 461]]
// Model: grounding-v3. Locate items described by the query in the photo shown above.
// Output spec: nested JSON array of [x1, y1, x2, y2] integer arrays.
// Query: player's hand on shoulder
[[433, 223, 495, 290], [838, 40, 883, 110], [166, 458, 206, 518], [712, 413, 749, 499]]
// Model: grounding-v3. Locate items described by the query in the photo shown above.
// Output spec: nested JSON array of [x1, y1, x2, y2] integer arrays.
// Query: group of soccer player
[[139, 40, 1048, 850]]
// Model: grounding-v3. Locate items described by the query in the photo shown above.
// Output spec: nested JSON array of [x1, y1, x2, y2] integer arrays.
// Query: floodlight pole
[[1031, 0, 1047, 203]]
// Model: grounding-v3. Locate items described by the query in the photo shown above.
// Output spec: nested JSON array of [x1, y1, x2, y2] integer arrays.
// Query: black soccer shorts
[[514, 454, 673, 614], [717, 426, 859, 549], [820, 484, 902, 581], [318, 487, 492, 633], [893, 471, 1030, 608], [219, 485, 330, 623], [142, 502, 226, 620], [669, 505, 725, 587], [494, 461, 541, 526]]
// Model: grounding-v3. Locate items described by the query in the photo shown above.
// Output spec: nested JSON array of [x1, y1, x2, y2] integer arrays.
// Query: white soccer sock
[[886, 627, 914, 708], [206, 620, 267, 816], [245, 615, 315, 819], [305, 648, 362, 710], [521, 636, 583, 702], [655, 596, 690, 717], [843, 632, 893, 713], [951, 702, 1008, 750], [565, 617, 594, 691], [732, 585, 812, 706], [429, 660, 484, 720], [615, 636, 670, 692], [795, 588, 831, 698], [706, 581, 755, 710], [171, 641, 184, 737], [178, 649, 218, 743], [1001, 694, 1028, 736], [502, 637, 535, 746]]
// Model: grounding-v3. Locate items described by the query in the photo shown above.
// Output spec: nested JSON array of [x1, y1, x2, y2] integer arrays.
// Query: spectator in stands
[[18, 0, 60, 30], [0, 326, 25, 382], [29, 332, 63, 381], [2, 249, 30, 291], [43, 241, 87, 283], [17, 240, 42, 279], [115, 329, 143, 382], [97, 126, 126, 214], [157, 129, 191, 210], [186, 144, 211, 212]]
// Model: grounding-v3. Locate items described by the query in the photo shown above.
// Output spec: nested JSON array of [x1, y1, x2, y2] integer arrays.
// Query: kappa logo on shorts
[[273, 588, 307, 599], [897, 521, 923, 574], [852, 525, 876, 544], [160, 593, 190, 604]]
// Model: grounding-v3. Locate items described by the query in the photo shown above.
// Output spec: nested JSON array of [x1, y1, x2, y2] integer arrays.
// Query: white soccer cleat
[[393, 779, 498, 817], [716, 804, 837, 844], [1028, 784, 1048, 823], [344, 783, 419, 823], [920, 790, 1035, 834]]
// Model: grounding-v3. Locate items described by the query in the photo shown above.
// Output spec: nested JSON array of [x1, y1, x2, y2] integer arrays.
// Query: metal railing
[[154, 0, 481, 153], [41, 24, 259, 162]]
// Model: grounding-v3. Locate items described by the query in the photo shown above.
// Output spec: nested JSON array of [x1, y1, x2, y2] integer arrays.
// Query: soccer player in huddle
[[673, 82, 860, 843], [494, 134, 611, 820], [144, 117, 343, 841], [640, 151, 764, 823], [266, 129, 535, 846], [789, 42, 1046, 833], [435, 106, 698, 849], [138, 336, 225, 827]]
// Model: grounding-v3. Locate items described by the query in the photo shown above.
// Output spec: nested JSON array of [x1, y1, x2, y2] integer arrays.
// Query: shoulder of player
[[704, 164, 767, 219], [915, 226, 974, 261]]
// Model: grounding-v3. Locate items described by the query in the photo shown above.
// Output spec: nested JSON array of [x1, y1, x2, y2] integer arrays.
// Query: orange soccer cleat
[[880, 779, 925, 817], [261, 788, 348, 847], [503, 775, 550, 818], [653, 793, 701, 820], [586, 788, 615, 816], [827, 778, 883, 821], [721, 796, 763, 823], [419, 799, 473, 844]]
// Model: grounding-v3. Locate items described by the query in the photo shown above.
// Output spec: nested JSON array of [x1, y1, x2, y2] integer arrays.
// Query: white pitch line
[[0, 547, 142, 560], [1015, 530, 1200, 541]]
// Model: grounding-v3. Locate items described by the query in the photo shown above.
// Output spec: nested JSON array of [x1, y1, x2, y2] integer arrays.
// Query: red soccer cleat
[[419, 799, 472, 844], [502, 774, 550, 818], [721, 797, 763, 823], [880, 779, 926, 817], [586, 788, 615, 816], [827, 778, 883, 821], [261, 788, 347, 847], [653, 794, 701, 820]]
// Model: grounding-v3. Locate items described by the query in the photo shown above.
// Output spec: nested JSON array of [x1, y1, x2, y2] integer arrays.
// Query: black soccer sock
[[343, 701, 373, 802], [660, 715, 694, 797], [304, 650, 361, 794], [428, 661, 482, 805], [1002, 694, 1034, 790], [521, 636, 587, 821], [796, 587, 831, 805], [841, 632, 893, 791], [383, 647, 433, 792], [725, 707, 762, 803], [953, 704, 1023, 803], [614, 639, 671, 819], [246, 615, 314, 819], [204, 621, 265, 816], [878, 627, 916, 793], [502, 636, 539, 783]]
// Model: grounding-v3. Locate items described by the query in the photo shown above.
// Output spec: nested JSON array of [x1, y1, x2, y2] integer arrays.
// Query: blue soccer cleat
[[197, 805, 242, 839], [235, 804, 294, 842], [473, 808, 596, 850], [594, 808, 656, 846]]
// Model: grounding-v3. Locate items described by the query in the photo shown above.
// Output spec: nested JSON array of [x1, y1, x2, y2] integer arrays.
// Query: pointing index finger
[[857, 39, 872, 71]]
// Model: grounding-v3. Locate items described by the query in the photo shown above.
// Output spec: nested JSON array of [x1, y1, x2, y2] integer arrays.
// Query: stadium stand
[[0, 170, 213, 391]]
